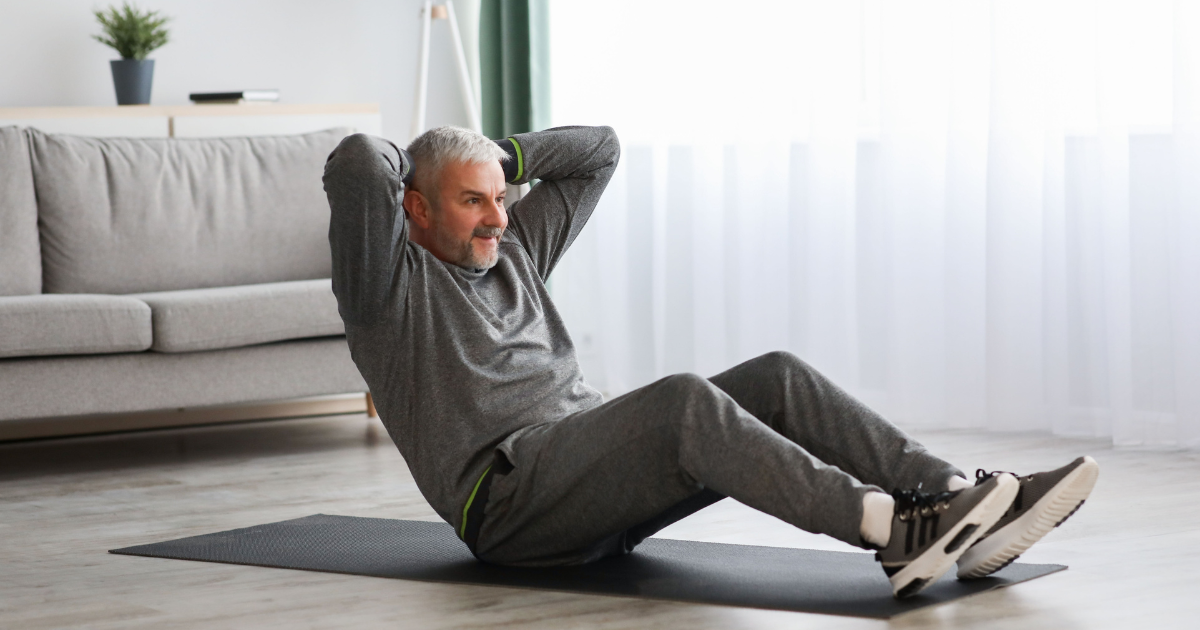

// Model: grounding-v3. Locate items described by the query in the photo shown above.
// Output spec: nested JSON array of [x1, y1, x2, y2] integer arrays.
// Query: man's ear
[[403, 188, 434, 230]]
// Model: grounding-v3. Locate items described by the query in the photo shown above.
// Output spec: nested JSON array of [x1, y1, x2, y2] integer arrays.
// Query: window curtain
[[545, 0, 1200, 449], [479, 0, 550, 138]]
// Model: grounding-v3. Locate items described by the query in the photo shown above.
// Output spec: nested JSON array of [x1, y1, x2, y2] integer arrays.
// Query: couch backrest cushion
[[0, 127, 42, 295], [29, 128, 346, 294]]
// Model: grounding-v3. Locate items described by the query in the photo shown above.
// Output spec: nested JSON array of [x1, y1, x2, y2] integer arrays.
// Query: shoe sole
[[890, 473, 1018, 599], [956, 456, 1099, 579]]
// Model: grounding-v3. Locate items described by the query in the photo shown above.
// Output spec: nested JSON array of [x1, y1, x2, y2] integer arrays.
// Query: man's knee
[[755, 350, 809, 374], [660, 372, 714, 398], [657, 373, 729, 420]]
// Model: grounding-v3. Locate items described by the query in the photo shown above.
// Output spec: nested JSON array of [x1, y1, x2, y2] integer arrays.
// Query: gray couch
[[0, 126, 367, 431]]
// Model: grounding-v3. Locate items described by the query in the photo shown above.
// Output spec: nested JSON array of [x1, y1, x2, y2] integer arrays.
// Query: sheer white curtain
[[545, 0, 1200, 449]]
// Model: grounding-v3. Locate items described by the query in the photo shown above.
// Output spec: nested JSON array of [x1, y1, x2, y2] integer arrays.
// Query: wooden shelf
[[0, 103, 383, 138], [0, 103, 379, 118]]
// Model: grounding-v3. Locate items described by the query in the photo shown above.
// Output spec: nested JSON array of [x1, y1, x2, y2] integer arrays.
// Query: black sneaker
[[957, 456, 1099, 579], [877, 472, 1018, 598]]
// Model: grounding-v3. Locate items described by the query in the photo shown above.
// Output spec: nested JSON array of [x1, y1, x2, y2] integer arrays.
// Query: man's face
[[424, 160, 508, 269]]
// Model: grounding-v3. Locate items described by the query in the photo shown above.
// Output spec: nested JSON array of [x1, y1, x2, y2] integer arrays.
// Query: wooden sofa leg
[[365, 392, 377, 418]]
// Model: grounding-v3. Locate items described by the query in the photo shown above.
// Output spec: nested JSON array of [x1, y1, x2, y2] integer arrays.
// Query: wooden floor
[[2, 414, 1197, 629]]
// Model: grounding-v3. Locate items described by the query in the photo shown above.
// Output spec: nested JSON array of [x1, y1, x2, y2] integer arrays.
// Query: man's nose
[[484, 196, 508, 229]]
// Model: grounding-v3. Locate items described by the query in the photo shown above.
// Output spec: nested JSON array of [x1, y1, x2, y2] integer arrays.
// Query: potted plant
[[93, 2, 170, 105]]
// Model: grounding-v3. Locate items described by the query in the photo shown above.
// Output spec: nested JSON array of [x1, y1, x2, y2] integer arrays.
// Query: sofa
[[0, 126, 367, 437]]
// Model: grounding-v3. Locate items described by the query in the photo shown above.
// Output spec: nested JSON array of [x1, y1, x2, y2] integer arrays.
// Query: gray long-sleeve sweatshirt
[[324, 126, 620, 532]]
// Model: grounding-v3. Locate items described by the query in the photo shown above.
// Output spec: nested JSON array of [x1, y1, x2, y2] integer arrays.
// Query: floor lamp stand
[[411, 2, 528, 206], [412, 1, 481, 140]]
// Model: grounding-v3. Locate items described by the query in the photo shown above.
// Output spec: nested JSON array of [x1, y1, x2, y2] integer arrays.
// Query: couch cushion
[[0, 294, 152, 358], [0, 127, 41, 295], [29, 127, 346, 294], [0, 338, 365, 423], [131, 279, 345, 353]]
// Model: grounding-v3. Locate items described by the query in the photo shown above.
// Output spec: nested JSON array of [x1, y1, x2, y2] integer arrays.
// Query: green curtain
[[479, 0, 550, 139]]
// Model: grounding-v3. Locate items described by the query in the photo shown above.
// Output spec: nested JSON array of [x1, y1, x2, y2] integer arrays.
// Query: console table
[[0, 103, 382, 138]]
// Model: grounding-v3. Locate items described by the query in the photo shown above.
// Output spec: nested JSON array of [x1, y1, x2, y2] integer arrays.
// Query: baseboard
[[0, 393, 369, 442]]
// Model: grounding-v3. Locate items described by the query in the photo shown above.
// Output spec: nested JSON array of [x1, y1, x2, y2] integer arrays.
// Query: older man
[[323, 125, 1097, 598]]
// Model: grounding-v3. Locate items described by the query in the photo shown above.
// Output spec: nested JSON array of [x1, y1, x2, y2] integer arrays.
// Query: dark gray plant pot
[[110, 59, 155, 105]]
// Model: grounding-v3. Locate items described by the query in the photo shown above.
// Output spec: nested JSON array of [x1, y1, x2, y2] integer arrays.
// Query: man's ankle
[[947, 475, 972, 491], [860, 491, 895, 548]]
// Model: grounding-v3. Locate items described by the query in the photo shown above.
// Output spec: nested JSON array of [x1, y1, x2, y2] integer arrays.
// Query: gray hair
[[406, 126, 508, 199]]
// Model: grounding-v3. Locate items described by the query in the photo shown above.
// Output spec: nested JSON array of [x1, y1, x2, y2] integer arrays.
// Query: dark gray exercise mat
[[111, 514, 1065, 619]]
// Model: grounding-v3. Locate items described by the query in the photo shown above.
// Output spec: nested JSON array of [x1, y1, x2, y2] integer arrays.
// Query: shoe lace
[[975, 468, 1027, 485], [891, 488, 957, 521]]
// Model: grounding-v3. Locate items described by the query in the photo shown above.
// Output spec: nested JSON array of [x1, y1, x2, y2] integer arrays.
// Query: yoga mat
[[111, 514, 1065, 619]]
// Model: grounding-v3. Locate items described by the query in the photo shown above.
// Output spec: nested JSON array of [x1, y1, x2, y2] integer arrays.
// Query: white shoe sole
[[956, 456, 1099, 579], [890, 473, 1018, 598]]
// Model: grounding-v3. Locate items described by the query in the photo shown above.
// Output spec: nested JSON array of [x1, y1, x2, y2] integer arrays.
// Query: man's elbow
[[595, 125, 621, 168], [323, 133, 402, 191]]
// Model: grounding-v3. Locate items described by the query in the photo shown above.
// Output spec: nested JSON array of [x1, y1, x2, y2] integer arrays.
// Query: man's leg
[[708, 351, 964, 494], [474, 372, 880, 567], [618, 351, 967, 547]]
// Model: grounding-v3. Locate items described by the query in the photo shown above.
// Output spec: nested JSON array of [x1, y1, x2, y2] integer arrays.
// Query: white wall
[[0, 0, 473, 142]]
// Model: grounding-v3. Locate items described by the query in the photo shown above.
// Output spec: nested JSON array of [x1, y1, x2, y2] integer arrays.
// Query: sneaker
[[877, 472, 1018, 599], [956, 456, 1099, 579]]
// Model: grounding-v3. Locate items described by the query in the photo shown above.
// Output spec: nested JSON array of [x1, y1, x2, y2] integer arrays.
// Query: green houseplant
[[93, 2, 171, 105]]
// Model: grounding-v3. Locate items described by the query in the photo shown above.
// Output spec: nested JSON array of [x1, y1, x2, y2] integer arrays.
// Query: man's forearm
[[493, 126, 621, 279], [494, 126, 620, 187]]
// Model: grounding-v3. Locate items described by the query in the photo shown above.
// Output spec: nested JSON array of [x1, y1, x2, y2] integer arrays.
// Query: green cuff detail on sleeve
[[509, 137, 524, 183]]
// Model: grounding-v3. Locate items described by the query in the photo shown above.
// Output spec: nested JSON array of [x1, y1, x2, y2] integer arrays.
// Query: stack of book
[[189, 90, 280, 105]]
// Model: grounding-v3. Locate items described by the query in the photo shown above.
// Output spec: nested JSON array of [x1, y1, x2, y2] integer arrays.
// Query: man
[[323, 125, 1098, 598]]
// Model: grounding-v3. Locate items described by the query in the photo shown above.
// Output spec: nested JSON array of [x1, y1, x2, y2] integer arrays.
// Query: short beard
[[431, 217, 504, 270]]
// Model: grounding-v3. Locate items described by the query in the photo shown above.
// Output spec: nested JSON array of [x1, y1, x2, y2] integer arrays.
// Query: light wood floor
[[2, 414, 1197, 629]]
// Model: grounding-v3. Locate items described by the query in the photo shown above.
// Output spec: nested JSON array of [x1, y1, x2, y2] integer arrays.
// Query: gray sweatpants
[[476, 351, 964, 566]]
